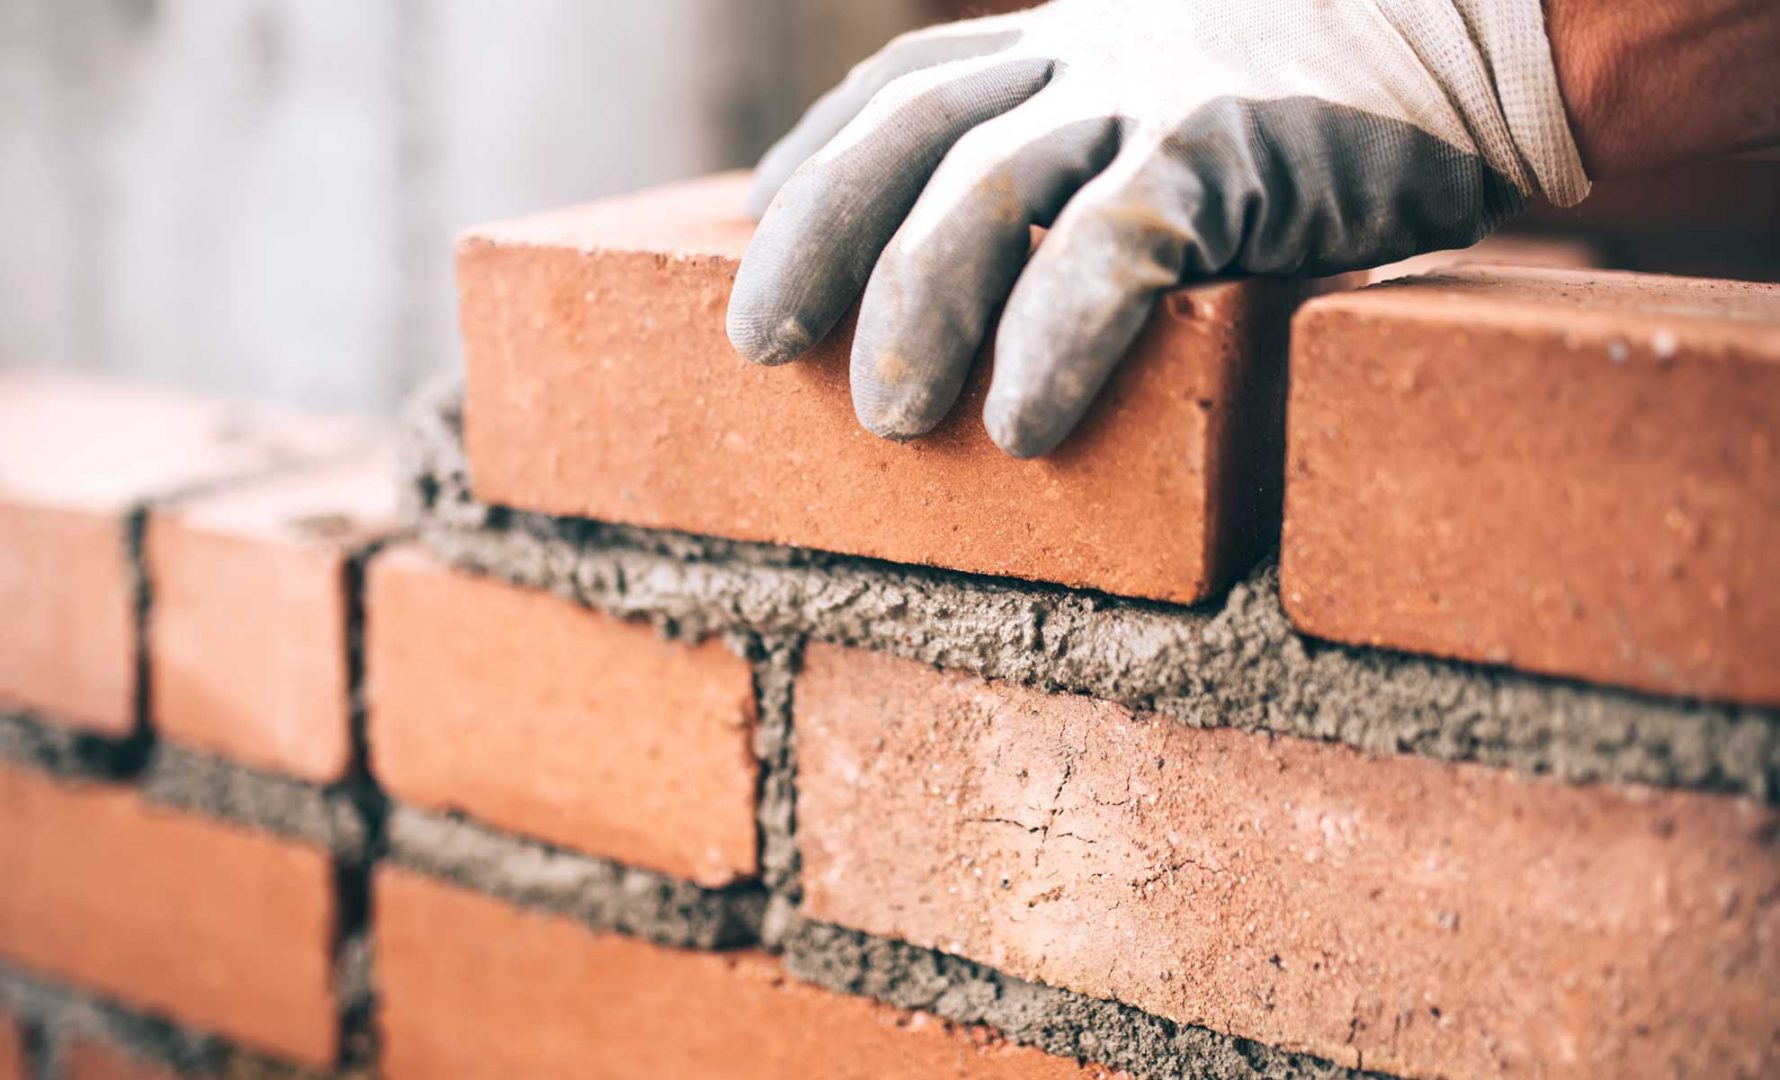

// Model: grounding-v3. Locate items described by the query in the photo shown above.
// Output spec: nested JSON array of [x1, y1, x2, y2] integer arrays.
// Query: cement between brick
[[140, 745, 368, 860], [407, 383, 1780, 801], [780, 920, 1375, 1080], [383, 804, 764, 950]]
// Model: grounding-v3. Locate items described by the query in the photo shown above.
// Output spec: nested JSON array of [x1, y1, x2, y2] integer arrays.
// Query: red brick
[[0, 763, 338, 1067], [458, 172, 1301, 604], [375, 866, 1118, 1080], [62, 1042, 180, 1080], [1282, 267, 1780, 704], [0, 370, 363, 734], [0, 1014, 23, 1080], [148, 451, 398, 780], [366, 546, 758, 886], [794, 644, 1780, 1079]]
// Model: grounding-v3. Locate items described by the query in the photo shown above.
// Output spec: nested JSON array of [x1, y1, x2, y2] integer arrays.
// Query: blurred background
[[3, 0, 1776, 417]]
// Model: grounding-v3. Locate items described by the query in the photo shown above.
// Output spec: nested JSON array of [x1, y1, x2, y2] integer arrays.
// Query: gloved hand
[[726, 0, 1590, 457]]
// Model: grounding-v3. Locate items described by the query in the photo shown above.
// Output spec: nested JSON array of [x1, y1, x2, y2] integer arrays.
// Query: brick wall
[[1, 174, 1776, 1079]]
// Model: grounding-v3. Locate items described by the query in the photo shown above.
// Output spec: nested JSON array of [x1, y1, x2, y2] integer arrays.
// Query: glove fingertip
[[983, 392, 1063, 459], [726, 308, 815, 367]]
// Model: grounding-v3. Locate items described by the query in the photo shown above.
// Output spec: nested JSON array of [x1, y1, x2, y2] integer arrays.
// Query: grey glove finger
[[850, 97, 1117, 439], [746, 18, 1027, 218], [984, 132, 1204, 459], [985, 95, 1525, 458], [728, 54, 1052, 368]]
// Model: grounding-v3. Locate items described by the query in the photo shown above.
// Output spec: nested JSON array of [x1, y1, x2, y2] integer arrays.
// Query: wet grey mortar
[[406, 381, 1780, 801]]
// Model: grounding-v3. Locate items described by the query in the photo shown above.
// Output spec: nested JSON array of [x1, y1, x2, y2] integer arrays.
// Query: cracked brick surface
[[793, 644, 1780, 1079]]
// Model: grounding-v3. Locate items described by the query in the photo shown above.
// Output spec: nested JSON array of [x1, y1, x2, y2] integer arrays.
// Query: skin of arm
[[1546, 0, 1780, 177]]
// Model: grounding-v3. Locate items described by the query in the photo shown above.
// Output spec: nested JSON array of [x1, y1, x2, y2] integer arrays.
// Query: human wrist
[[1545, 0, 1780, 178]]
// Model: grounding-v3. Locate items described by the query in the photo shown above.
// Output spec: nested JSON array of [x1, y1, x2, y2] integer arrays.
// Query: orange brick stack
[[2, 174, 1775, 1079]]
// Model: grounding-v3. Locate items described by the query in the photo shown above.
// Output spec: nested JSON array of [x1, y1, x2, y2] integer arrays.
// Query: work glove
[[727, 0, 1590, 457]]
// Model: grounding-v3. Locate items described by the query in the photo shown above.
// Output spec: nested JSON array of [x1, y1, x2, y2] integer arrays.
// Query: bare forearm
[[1547, 0, 1780, 177]]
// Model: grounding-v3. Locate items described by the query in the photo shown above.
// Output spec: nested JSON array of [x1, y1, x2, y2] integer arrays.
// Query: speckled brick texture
[[1284, 266, 1780, 706], [793, 645, 1780, 1079], [456, 172, 1302, 605]]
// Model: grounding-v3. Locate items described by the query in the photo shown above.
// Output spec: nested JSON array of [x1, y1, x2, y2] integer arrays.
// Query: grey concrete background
[[0, 0, 924, 415]]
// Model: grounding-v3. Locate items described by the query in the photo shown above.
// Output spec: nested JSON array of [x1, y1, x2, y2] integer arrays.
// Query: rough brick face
[[1282, 267, 1780, 705], [366, 546, 758, 886], [0, 369, 363, 734], [0, 763, 338, 1066], [375, 867, 1117, 1080], [148, 451, 397, 780], [458, 172, 1300, 604], [794, 644, 1780, 1079]]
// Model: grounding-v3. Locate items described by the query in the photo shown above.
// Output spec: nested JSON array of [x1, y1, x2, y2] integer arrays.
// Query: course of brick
[[3, 185, 1778, 1080], [366, 544, 759, 886], [0, 764, 338, 1067], [148, 451, 399, 780], [1284, 266, 1780, 705], [794, 645, 1778, 1079], [0, 370, 365, 735], [457, 172, 1302, 605]]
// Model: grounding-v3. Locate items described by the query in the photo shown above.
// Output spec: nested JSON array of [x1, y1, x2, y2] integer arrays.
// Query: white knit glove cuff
[[1380, 0, 1592, 206]]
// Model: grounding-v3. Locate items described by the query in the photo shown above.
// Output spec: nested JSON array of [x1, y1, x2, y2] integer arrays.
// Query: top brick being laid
[[1285, 267, 1780, 706], [455, 172, 1301, 605], [454, 175, 1780, 706]]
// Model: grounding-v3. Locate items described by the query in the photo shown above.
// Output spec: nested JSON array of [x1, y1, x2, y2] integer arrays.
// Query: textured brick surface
[[1283, 267, 1780, 705], [367, 546, 758, 886], [148, 451, 397, 780], [0, 763, 338, 1066], [0, 369, 361, 733], [794, 644, 1780, 1079], [375, 867, 1118, 1080], [62, 1042, 179, 1080], [458, 172, 1300, 604]]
